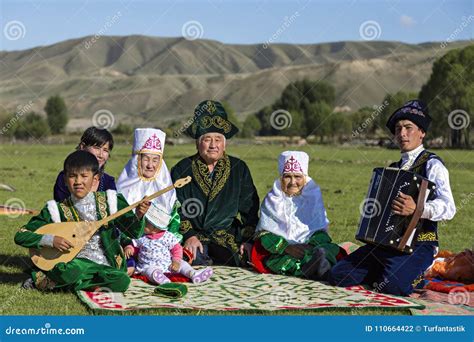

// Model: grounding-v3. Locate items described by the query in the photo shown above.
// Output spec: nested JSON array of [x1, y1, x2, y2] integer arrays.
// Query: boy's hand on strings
[[124, 245, 134, 258], [391, 192, 416, 216], [136, 199, 151, 219], [53, 236, 74, 252], [285, 244, 312, 259]]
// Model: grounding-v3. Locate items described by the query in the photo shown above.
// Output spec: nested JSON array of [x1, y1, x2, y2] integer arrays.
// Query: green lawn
[[0, 142, 472, 315]]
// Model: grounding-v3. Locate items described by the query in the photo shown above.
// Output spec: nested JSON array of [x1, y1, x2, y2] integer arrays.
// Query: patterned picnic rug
[[409, 289, 474, 316], [77, 266, 423, 312]]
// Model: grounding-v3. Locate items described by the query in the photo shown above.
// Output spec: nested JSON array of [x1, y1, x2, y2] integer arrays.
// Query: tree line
[[240, 44, 472, 148]]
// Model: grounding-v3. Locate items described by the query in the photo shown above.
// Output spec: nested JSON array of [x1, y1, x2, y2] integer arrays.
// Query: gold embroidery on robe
[[196, 233, 211, 243], [211, 229, 239, 253], [180, 220, 193, 234], [95, 192, 108, 227], [60, 200, 76, 222], [192, 154, 230, 201]]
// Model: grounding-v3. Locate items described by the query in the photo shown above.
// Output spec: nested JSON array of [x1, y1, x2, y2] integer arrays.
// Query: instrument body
[[29, 176, 191, 271], [30, 221, 101, 271], [356, 167, 435, 253]]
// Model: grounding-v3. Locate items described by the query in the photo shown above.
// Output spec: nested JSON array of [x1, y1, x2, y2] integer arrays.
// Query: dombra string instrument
[[356, 168, 435, 253], [30, 176, 191, 271]]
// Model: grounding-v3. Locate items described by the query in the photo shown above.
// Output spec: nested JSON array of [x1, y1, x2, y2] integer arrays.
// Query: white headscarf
[[256, 151, 329, 244], [117, 128, 177, 229]]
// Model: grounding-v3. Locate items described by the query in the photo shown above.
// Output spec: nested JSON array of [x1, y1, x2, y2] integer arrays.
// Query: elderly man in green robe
[[171, 100, 259, 267]]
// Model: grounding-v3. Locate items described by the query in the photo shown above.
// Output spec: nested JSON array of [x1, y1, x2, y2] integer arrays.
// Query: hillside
[[0, 35, 471, 130]]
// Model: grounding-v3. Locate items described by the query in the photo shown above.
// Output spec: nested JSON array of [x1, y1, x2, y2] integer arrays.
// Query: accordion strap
[[398, 179, 429, 250]]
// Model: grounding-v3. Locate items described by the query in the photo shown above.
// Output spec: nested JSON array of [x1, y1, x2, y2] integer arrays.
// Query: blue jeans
[[328, 243, 435, 296]]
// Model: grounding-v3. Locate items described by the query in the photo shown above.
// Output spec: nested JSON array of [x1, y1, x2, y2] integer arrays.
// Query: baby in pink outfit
[[125, 203, 213, 285]]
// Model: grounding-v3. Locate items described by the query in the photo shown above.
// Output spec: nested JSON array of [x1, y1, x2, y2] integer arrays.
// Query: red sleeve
[[170, 243, 183, 261]]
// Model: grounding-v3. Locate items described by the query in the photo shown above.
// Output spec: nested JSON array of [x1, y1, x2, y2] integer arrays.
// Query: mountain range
[[0, 35, 471, 130]]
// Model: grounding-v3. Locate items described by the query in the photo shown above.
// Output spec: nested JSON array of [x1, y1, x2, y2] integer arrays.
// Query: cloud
[[400, 15, 416, 28]]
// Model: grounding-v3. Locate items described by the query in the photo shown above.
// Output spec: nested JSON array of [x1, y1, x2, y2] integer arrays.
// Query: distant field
[[0, 143, 472, 315]]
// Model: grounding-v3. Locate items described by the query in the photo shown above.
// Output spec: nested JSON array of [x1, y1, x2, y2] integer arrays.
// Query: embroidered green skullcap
[[186, 100, 239, 139], [153, 282, 188, 298]]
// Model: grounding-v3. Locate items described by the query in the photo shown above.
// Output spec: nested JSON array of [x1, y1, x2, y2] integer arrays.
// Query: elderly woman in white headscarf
[[252, 151, 344, 280], [117, 128, 180, 235]]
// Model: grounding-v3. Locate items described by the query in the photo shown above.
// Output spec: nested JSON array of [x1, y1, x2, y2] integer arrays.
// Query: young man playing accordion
[[329, 100, 456, 296]]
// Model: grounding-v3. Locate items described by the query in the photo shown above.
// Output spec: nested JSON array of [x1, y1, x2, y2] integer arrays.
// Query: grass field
[[0, 142, 472, 315]]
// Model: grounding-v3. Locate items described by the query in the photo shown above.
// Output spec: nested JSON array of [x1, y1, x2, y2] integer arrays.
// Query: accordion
[[356, 167, 436, 253]]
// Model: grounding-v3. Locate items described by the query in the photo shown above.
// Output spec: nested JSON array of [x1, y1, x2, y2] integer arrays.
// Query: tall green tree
[[419, 45, 473, 148], [44, 95, 68, 134], [282, 110, 304, 138], [241, 114, 262, 138], [255, 79, 336, 137], [255, 106, 276, 135], [305, 101, 332, 140]]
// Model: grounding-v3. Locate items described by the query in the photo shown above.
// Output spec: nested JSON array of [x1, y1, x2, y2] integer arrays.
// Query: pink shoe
[[191, 267, 213, 284], [151, 270, 171, 285]]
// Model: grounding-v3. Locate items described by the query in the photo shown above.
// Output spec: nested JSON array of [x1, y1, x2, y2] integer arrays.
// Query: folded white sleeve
[[39, 234, 55, 247]]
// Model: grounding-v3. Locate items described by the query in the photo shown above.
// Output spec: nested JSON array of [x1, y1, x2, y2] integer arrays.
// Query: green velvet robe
[[170, 153, 259, 258], [258, 230, 340, 277], [14, 191, 145, 291]]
